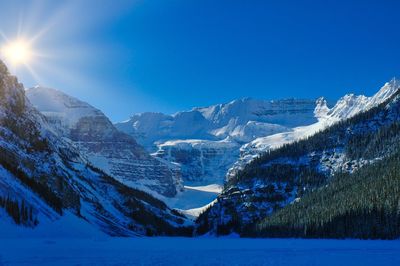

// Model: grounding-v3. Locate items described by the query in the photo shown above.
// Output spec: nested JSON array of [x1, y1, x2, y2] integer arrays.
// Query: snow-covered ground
[[185, 184, 223, 194], [1, 237, 399, 266], [163, 184, 222, 218]]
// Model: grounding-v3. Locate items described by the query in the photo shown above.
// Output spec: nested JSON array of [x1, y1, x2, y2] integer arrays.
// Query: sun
[[1, 39, 33, 66]]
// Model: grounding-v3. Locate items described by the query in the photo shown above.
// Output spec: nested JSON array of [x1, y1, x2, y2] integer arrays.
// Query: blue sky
[[1, 0, 400, 122]]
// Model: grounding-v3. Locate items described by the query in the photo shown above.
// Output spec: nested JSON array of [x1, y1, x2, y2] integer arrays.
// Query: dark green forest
[[250, 152, 400, 239]]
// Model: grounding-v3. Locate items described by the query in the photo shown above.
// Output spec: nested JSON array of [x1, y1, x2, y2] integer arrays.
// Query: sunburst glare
[[0, 1, 101, 88], [1, 39, 33, 66]]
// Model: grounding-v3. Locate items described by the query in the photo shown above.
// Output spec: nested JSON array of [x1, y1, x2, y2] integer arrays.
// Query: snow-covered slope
[[26, 86, 181, 198], [229, 78, 400, 179], [0, 61, 191, 236]]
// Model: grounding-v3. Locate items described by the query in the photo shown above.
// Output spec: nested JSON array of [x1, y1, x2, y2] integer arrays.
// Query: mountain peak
[[315, 96, 327, 104], [0, 60, 9, 76], [388, 77, 399, 87], [0, 60, 26, 115], [314, 97, 330, 120], [386, 77, 400, 96], [27, 87, 181, 198], [26, 86, 105, 129], [367, 78, 400, 108]]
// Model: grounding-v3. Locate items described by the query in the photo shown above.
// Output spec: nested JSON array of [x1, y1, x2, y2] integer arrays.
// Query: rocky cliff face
[[154, 139, 240, 185], [27, 87, 181, 198]]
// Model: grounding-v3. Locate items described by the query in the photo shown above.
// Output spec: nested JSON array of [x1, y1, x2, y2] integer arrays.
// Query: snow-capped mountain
[[116, 98, 319, 185], [117, 80, 399, 217], [229, 78, 400, 179], [26, 86, 181, 198], [0, 61, 191, 236], [117, 98, 319, 148], [196, 79, 400, 237]]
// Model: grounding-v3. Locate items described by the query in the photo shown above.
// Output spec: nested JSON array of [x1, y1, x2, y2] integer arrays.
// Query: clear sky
[[0, 0, 399, 122]]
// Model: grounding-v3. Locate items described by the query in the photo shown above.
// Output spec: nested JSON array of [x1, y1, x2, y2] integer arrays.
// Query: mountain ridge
[[26, 86, 182, 198]]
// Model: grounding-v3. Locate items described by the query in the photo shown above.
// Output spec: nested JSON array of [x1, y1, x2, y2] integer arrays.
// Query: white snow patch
[[184, 184, 223, 194]]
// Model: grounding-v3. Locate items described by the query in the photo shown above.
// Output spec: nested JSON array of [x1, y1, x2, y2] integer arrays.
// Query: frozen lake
[[1, 237, 399, 265]]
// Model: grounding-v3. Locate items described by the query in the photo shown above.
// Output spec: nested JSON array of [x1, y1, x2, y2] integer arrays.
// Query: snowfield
[[0, 237, 399, 266], [162, 184, 222, 219]]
